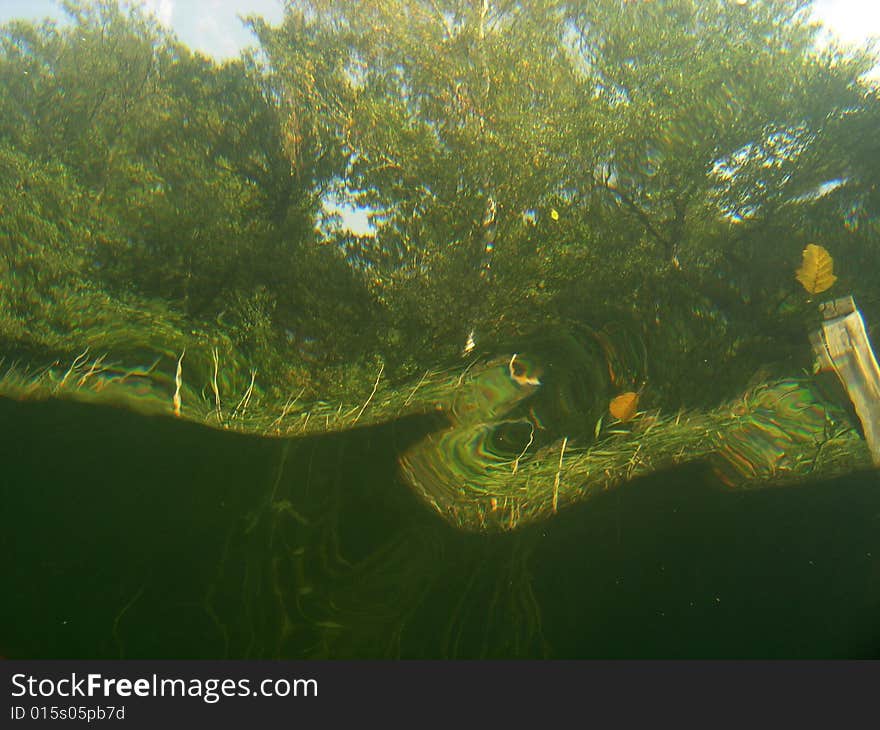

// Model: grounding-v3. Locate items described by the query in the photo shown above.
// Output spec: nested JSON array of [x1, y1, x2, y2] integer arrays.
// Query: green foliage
[[1, 0, 879, 409], [0, 0, 376, 397], [0, 146, 100, 357], [252, 1, 880, 404]]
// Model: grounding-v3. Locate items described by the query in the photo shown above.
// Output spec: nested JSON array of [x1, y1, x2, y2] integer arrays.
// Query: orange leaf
[[609, 391, 639, 421]]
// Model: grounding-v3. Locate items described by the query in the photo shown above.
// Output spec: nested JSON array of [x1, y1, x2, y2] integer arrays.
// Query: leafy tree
[[0, 0, 378, 395], [1, 0, 877, 408], [256, 0, 878, 403]]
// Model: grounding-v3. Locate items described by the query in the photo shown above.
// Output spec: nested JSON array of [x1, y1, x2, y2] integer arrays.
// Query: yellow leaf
[[795, 244, 836, 295], [549, 208, 559, 221]]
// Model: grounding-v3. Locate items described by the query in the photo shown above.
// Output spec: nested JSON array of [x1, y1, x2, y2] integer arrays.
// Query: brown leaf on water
[[609, 391, 639, 421], [795, 244, 836, 294]]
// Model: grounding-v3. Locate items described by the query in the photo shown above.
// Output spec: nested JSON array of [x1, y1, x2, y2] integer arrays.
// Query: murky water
[[3, 395, 880, 658]]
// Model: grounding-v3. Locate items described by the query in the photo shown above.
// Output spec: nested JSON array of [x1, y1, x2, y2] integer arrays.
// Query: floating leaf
[[609, 391, 639, 421], [795, 244, 836, 294]]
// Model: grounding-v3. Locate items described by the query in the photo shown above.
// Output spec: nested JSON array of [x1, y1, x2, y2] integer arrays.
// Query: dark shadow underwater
[[2, 396, 880, 659]]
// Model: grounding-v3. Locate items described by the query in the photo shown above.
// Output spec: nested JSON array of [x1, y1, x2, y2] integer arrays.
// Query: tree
[[0, 0, 378, 397], [255, 0, 878, 403], [1, 0, 877, 409]]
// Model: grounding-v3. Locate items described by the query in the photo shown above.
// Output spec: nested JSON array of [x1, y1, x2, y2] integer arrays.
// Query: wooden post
[[812, 296, 880, 465]]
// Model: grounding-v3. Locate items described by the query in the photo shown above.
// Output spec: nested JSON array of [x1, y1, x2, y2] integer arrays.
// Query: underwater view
[[2, 0, 880, 658]]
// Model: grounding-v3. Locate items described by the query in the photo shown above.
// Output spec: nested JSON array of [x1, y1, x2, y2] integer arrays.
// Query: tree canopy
[[1, 0, 879, 410]]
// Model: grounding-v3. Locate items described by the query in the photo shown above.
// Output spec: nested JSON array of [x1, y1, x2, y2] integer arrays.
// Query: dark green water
[[3, 396, 880, 659]]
